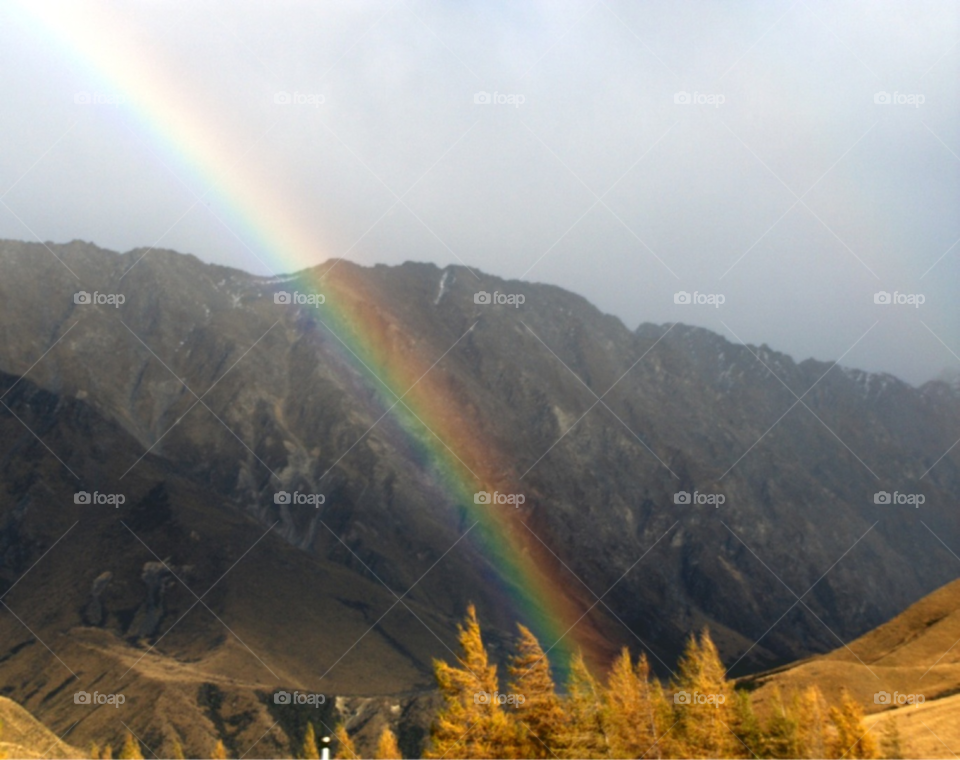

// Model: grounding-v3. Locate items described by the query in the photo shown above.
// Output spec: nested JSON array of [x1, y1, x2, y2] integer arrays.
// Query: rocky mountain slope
[[0, 237, 958, 688]]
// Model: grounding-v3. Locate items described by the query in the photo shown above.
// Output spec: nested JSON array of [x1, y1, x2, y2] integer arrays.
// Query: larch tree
[[211, 739, 228, 760], [555, 650, 607, 758], [827, 689, 879, 759], [602, 648, 656, 758], [425, 604, 516, 759], [301, 723, 320, 760], [763, 689, 802, 759], [670, 629, 739, 758], [376, 727, 402, 760], [507, 624, 565, 759], [794, 685, 829, 759], [334, 723, 358, 760]]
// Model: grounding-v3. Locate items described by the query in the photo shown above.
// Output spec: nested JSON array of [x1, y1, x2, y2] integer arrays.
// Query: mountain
[[0, 368, 440, 756], [0, 238, 958, 753], [742, 577, 960, 757]]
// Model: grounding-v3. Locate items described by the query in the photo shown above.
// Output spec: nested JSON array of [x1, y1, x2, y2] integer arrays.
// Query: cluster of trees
[[392, 605, 902, 760], [77, 605, 903, 759]]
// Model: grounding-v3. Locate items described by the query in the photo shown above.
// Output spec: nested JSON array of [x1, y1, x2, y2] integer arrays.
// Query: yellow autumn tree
[[827, 689, 879, 759], [334, 723, 358, 760], [170, 736, 185, 760], [507, 624, 565, 758], [211, 738, 228, 759], [425, 604, 517, 758], [795, 685, 830, 759], [554, 650, 606, 758], [376, 727, 402, 759], [118, 732, 144, 760], [100, 744, 113, 759], [762, 689, 801, 759], [301, 723, 320, 760], [602, 648, 659, 758], [669, 629, 738, 758], [88, 742, 101, 759]]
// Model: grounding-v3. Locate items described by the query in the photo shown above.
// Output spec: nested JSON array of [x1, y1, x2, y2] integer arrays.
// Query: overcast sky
[[0, 1, 957, 385]]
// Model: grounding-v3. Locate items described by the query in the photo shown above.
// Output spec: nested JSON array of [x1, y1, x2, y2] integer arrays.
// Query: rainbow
[[13, 2, 610, 675]]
